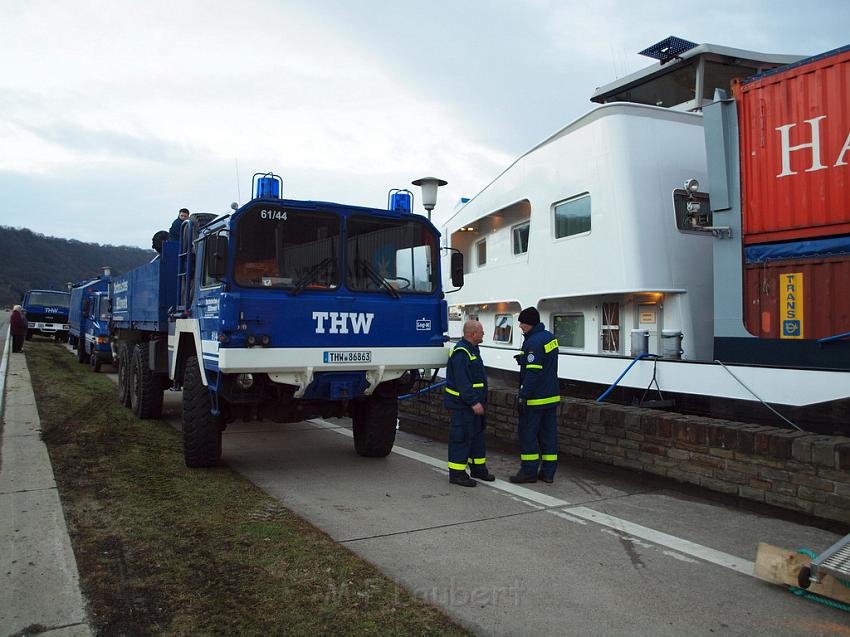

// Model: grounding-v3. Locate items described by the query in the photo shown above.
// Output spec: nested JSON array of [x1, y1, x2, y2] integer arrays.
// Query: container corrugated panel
[[744, 254, 850, 339], [735, 46, 850, 245]]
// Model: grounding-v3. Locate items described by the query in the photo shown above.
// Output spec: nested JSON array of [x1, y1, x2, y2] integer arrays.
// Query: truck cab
[[22, 289, 70, 341], [69, 273, 112, 370], [112, 174, 450, 467]]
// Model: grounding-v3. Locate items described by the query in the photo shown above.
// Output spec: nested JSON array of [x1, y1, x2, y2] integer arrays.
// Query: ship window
[[512, 222, 530, 255], [554, 194, 591, 239], [476, 238, 487, 267], [493, 313, 513, 344], [552, 313, 584, 349], [703, 61, 759, 101], [601, 303, 620, 353], [607, 62, 696, 108], [673, 189, 712, 233]]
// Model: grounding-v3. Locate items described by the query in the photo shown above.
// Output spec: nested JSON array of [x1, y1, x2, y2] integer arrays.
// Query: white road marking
[[547, 510, 589, 526], [310, 417, 756, 576]]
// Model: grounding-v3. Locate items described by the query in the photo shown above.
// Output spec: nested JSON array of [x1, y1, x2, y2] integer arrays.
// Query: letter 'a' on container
[[735, 46, 850, 245]]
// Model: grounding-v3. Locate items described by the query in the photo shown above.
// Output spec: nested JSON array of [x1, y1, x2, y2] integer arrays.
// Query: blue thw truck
[[69, 269, 113, 371], [22, 289, 70, 341], [110, 174, 453, 467]]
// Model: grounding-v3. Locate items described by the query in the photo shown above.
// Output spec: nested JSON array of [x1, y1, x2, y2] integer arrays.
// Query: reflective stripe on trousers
[[518, 407, 558, 478]]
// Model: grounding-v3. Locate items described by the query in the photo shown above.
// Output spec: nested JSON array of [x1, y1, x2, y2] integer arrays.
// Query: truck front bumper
[[30, 322, 69, 334], [216, 346, 449, 397]]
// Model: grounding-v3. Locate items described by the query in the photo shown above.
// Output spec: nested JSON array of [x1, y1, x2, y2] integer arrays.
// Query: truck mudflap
[[169, 318, 207, 386]]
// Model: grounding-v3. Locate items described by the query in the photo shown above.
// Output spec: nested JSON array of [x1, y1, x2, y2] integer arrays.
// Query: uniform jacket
[[517, 322, 560, 409], [444, 338, 488, 410], [169, 217, 183, 241], [10, 309, 28, 336]]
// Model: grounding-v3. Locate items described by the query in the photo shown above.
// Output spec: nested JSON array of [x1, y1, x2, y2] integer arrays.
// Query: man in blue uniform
[[169, 208, 190, 241], [444, 319, 495, 487], [510, 307, 560, 484]]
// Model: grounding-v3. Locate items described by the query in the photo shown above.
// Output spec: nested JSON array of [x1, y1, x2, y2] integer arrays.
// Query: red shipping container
[[744, 254, 850, 339], [735, 47, 850, 245]]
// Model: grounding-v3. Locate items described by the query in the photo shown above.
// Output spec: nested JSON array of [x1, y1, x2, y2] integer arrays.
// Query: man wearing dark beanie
[[510, 306, 560, 484], [517, 306, 540, 326]]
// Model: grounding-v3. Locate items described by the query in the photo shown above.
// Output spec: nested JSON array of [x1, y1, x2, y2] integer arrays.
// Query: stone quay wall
[[398, 386, 850, 525]]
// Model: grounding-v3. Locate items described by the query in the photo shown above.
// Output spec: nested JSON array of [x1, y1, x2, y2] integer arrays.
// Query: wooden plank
[[755, 542, 850, 605]]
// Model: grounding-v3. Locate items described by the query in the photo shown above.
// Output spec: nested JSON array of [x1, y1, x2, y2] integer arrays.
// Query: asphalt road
[[158, 395, 850, 636], [90, 361, 850, 636]]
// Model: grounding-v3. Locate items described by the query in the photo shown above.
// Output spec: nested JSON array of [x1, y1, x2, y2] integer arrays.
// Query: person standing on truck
[[510, 307, 560, 484], [10, 304, 28, 353], [444, 319, 495, 487], [169, 208, 190, 241]]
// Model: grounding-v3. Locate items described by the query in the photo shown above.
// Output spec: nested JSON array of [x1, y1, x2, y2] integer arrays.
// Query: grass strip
[[26, 341, 468, 636]]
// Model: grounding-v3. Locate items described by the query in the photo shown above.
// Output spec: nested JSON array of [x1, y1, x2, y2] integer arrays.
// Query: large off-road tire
[[182, 355, 222, 468], [117, 342, 132, 407], [69, 335, 78, 347], [77, 339, 89, 364], [90, 350, 102, 373], [351, 396, 398, 457], [130, 343, 164, 419]]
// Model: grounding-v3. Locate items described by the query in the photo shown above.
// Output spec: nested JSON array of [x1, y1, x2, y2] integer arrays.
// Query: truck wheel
[[182, 355, 222, 468], [117, 343, 132, 407], [351, 396, 398, 457], [69, 335, 78, 347], [90, 351, 102, 373], [130, 344, 164, 419], [77, 340, 89, 364]]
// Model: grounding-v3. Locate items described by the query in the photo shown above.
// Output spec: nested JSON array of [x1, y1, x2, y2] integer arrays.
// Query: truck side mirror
[[450, 252, 464, 288], [206, 235, 228, 279]]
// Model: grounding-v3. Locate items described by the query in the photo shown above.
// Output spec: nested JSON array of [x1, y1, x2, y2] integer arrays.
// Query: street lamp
[[412, 177, 447, 220]]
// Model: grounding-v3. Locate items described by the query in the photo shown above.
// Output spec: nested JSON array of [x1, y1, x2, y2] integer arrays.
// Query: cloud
[[0, 0, 848, 248]]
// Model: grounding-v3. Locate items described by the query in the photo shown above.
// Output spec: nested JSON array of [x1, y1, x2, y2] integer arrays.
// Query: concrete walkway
[[0, 330, 91, 637]]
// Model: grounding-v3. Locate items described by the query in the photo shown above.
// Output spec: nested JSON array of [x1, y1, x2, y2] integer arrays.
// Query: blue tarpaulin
[[745, 235, 850, 264]]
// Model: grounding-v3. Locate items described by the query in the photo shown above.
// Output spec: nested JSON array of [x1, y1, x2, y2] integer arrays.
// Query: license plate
[[323, 351, 372, 364]]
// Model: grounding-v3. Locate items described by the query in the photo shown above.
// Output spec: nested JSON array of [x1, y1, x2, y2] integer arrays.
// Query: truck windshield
[[346, 216, 437, 294], [27, 292, 69, 307], [234, 207, 340, 290]]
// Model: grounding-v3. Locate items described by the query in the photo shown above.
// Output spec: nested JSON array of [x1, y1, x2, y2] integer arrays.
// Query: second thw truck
[[69, 268, 113, 371], [111, 174, 451, 467]]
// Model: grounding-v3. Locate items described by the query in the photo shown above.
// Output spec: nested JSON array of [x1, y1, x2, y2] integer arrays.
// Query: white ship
[[440, 38, 850, 420]]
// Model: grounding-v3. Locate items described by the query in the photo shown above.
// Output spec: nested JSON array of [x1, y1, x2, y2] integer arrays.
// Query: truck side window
[[201, 239, 220, 288]]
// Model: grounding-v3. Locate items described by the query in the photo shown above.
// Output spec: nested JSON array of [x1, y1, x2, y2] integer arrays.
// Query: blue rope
[[398, 380, 446, 401], [596, 354, 661, 402], [817, 330, 850, 344]]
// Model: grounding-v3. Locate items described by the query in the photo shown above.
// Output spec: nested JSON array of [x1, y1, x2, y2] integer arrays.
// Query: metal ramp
[[811, 533, 850, 583]]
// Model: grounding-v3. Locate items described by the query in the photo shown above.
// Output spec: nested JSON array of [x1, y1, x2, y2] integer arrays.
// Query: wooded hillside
[[0, 226, 153, 307]]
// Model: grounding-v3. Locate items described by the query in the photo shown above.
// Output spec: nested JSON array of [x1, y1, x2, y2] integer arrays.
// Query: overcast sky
[[0, 0, 847, 249]]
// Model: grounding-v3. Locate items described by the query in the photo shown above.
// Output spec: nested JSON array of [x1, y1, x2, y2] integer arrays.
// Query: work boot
[[509, 472, 537, 484], [450, 472, 477, 487], [471, 469, 495, 482], [537, 471, 554, 484]]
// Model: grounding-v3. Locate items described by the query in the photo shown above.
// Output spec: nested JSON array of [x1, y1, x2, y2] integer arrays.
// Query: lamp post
[[412, 177, 447, 220]]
